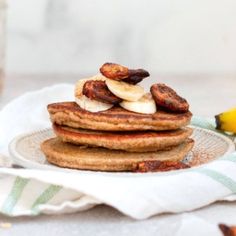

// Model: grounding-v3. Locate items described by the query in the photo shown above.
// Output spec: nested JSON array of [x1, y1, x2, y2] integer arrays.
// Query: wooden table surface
[[0, 74, 236, 236]]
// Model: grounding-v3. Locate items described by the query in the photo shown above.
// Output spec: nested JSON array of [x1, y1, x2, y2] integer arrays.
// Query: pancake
[[48, 102, 192, 131], [41, 138, 194, 172], [53, 124, 193, 152]]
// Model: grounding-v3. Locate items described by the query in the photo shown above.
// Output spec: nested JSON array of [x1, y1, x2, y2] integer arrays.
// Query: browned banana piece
[[150, 83, 189, 113], [83, 80, 122, 104], [100, 62, 149, 84]]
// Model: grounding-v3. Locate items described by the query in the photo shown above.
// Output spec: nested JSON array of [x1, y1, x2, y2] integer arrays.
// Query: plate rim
[[8, 126, 236, 176]]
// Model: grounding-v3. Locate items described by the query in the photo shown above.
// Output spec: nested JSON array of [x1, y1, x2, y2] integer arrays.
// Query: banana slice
[[120, 93, 157, 114], [105, 78, 145, 102], [75, 95, 113, 112], [75, 74, 113, 112]]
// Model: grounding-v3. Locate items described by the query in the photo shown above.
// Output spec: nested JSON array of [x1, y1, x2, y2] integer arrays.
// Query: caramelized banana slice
[[83, 80, 122, 104], [150, 83, 189, 113], [135, 160, 190, 172], [74, 74, 106, 98], [100, 63, 149, 84], [75, 75, 113, 112], [219, 224, 236, 236], [100, 63, 129, 80], [123, 76, 143, 84]]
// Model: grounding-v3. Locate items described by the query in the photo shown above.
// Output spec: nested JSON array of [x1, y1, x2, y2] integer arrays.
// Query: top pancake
[[48, 102, 192, 131]]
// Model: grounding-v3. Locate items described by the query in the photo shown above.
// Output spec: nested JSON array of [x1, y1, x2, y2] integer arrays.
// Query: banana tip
[[215, 115, 221, 130]]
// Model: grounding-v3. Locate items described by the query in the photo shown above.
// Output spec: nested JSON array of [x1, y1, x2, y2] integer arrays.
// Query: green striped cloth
[[0, 118, 234, 219]]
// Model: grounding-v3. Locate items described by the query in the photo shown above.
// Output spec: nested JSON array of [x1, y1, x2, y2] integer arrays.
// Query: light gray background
[[6, 0, 236, 75]]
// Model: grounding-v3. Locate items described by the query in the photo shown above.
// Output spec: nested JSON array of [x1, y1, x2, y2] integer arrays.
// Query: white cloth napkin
[[0, 84, 236, 220]]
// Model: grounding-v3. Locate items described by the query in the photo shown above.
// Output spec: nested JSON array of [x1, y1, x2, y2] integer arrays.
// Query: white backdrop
[[6, 0, 236, 75]]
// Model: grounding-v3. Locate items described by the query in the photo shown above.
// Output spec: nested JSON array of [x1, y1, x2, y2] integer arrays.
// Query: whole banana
[[215, 108, 236, 134]]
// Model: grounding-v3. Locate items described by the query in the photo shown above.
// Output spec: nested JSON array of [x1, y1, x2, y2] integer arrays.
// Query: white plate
[[8, 126, 235, 174]]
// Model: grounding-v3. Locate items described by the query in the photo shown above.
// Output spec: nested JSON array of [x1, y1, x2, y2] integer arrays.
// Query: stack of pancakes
[[41, 63, 194, 172]]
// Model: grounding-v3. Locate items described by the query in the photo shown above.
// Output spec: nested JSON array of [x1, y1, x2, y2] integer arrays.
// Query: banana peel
[[215, 108, 236, 134]]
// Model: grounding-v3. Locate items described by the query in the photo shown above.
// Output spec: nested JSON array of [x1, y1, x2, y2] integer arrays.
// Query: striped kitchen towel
[[0, 84, 235, 220]]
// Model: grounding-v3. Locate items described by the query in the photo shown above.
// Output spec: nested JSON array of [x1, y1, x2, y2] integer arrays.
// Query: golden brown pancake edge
[[53, 124, 193, 152], [41, 138, 194, 172], [48, 102, 192, 131]]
